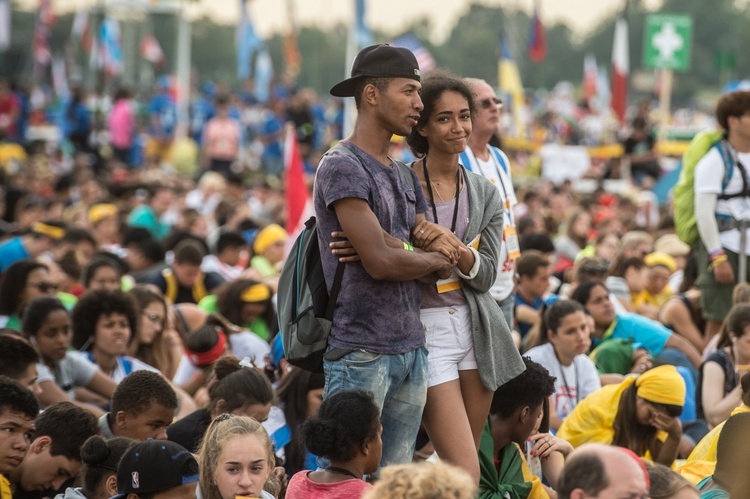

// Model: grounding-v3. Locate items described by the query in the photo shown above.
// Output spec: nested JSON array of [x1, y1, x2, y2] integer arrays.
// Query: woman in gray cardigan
[[406, 72, 524, 485]]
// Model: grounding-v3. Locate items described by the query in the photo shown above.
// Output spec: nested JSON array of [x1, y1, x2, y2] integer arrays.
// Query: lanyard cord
[[482, 149, 514, 227], [554, 348, 580, 405], [423, 156, 461, 234]]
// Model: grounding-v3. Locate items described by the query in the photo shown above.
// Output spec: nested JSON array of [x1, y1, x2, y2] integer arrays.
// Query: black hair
[[111, 370, 178, 417], [214, 278, 276, 332], [612, 257, 646, 278], [406, 70, 476, 157], [537, 300, 586, 346], [207, 355, 274, 413], [173, 239, 205, 266], [0, 334, 40, 379], [277, 367, 326, 476], [520, 233, 555, 254], [71, 289, 139, 351], [216, 231, 246, 255], [0, 260, 49, 315], [21, 296, 67, 337], [57, 249, 82, 281], [80, 436, 136, 496], [302, 390, 380, 462], [571, 280, 609, 307], [516, 250, 550, 279], [612, 384, 681, 458], [557, 451, 608, 499], [61, 227, 96, 248], [34, 402, 99, 461], [122, 228, 165, 265], [353, 77, 389, 110], [83, 256, 124, 288], [489, 357, 556, 419], [0, 375, 39, 420]]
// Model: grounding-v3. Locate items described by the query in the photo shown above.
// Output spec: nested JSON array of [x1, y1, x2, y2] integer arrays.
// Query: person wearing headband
[[197, 278, 276, 341], [167, 355, 273, 454], [250, 223, 288, 278], [0, 220, 66, 273], [87, 203, 120, 249], [558, 364, 686, 466]]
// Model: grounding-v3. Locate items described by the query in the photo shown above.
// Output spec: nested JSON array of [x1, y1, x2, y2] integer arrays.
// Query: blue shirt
[[600, 313, 672, 356], [0, 237, 29, 272], [515, 293, 543, 338], [148, 93, 177, 138], [189, 97, 215, 143]]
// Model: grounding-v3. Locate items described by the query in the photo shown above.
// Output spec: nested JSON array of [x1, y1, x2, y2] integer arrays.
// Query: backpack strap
[[716, 139, 750, 200], [192, 272, 208, 303], [122, 357, 133, 376], [162, 269, 178, 303], [490, 147, 509, 174], [459, 151, 473, 172]]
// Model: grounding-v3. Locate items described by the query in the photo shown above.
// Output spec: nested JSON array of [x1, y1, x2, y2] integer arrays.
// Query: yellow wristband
[[403, 241, 414, 251]]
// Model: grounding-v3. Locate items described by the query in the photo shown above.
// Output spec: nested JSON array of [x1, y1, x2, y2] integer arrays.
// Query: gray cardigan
[[457, 167, 525, 391]]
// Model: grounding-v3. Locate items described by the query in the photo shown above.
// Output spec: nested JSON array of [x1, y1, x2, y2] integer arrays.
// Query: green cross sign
[[643, 14, 693, 71]]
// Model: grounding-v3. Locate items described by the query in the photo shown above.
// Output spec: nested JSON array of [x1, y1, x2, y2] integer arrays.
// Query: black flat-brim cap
[[330, 44, 421, 97]]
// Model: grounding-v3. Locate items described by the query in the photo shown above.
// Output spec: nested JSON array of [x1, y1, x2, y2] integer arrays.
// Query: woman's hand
[[529, 432, 574, 459], [651, 411, 682, 438]]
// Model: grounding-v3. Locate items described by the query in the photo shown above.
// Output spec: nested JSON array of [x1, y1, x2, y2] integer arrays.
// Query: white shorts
[[422, 304, 477, 388]]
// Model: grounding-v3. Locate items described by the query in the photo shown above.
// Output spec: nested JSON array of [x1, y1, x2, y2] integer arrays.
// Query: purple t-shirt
[[314, 140, 427, 354]]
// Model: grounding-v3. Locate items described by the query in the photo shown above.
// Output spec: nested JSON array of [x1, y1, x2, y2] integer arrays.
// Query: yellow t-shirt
[[1, 474, 12, 499]]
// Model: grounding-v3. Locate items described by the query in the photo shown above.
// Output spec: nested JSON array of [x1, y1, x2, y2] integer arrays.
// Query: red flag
[[527, 3, 547, 63], [284, 123, 309, 235], [610, 18, 629, 123]]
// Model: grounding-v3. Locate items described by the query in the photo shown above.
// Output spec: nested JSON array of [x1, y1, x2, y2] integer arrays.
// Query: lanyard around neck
[[423, 156, 461, 234]]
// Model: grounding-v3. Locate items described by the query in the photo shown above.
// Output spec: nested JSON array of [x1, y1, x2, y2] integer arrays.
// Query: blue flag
[[236, 0, 262, 80]]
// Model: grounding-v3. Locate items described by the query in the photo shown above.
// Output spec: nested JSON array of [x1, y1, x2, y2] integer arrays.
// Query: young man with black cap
[[110, 440, 199, 499], [314, 44, 456, 468]]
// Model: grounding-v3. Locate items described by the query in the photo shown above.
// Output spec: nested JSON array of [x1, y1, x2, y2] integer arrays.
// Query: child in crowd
[[0, 377, 39, 495], [10, 402, 99, 497], [99, 370, 178, 441], [287, 390, 381, 498], [54, 436, 135, 499], [110, 440, 199, 499], [168, 355, 273, 453], [23, 296, 116, 417], [197, 414, 276, 499]]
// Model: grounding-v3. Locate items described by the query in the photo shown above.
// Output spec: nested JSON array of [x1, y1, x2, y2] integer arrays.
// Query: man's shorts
[[695, 243, 750, 322]]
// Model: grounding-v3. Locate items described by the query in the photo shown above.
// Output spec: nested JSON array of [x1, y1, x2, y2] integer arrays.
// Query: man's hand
[[330, 231, 361, 263], [714, 260, 735, 285]]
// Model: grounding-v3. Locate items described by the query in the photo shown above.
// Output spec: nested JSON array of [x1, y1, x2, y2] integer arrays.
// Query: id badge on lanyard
[[493, 157, 520, 261]]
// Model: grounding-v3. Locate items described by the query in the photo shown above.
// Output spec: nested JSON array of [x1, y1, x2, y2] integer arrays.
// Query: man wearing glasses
[[460, 79, 519, 330]]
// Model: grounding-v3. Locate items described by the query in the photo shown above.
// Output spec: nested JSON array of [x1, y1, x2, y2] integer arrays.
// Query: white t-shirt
[[694, 148, 750, 255], [172, 331, 271, 385], [36, 352, 99, 399], [525, 342, 601, 420], [68, 351, 160, 383], [460, 146, 518, 301]]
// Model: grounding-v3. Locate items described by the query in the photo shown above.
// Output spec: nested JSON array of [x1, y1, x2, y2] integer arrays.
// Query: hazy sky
[[68, 0, 664, 43]]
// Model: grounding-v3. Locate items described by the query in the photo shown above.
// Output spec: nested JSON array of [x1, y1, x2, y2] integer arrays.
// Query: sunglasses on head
[[30, 282, 58, 293], [479, 97, 502, 109]]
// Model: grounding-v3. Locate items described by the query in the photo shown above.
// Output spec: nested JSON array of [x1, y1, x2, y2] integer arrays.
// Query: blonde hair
[[362, 461, 476, 499], [197, 415, 274, 499]]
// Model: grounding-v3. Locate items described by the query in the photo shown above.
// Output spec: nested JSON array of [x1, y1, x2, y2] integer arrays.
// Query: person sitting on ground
[[0, 260, 60, 331], [0, 221, 66, 273], [197, 278, 276, 341], [197, 414, 277, 499], [515, 251, 553, 342], [605, 257, 648, 313], [525, 300, 601, 431], [287, 390, 381, 498], [697, 304, 750, 428], [23, 296, 117, 418], [644, 461, 698, 499], [167, 355, 273, 453], [0, 377, 39, 496], [81, 255, 125, 293], [696, 412, 750, 498], [201, 230, 247, 282], [173, 314, 270, 397], [250, 223, 287, 280], [632, 252, 677, 319], [558, 364, 685, 466], [149, 239, 224, 305], [571, 281, 702, 374], [53, 436, 135, 499], [556, 443, 650, 499], [99, 370, 178, 441], [659, 255, 705, 352], [10, 402, 99, 497], [362, 461, 476, 499], [478, 356, 557, 498], [109, 439, 199, 499], [126, 286, 183, 380], [0, 333, 42, 395]]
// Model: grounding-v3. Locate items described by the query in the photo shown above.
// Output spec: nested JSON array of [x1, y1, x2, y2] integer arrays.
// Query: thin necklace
[[429, 180, 447, 202], [325, 466, 360, 479]]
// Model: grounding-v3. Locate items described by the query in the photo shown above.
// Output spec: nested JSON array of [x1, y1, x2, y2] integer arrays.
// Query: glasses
[[479, 97, 502, 109], [143, 312, 164, 325], [28, 282, 58, 293]]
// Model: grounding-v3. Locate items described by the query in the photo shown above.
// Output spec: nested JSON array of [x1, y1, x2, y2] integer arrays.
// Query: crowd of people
[[1, 41, 750, 499]]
